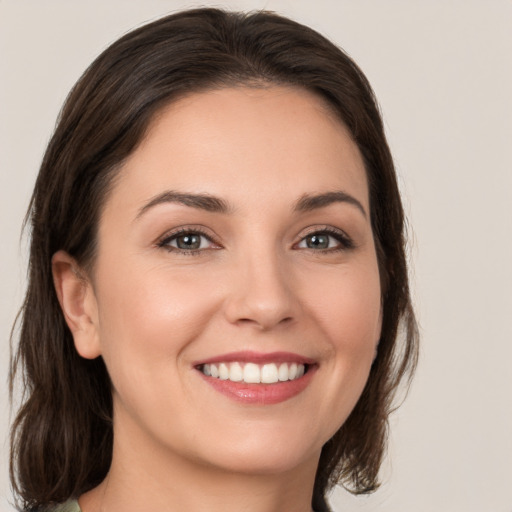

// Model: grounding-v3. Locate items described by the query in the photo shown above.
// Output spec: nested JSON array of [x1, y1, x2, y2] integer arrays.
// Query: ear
[[52, 250, 101, 359]]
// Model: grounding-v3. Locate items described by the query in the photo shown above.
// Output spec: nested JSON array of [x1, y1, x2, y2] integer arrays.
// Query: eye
[[296, 229, 354, 251], [157, 229, 219, 253]]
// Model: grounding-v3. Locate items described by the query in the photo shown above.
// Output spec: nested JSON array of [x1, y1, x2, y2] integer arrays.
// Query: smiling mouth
[[199, 362, 308, 384]]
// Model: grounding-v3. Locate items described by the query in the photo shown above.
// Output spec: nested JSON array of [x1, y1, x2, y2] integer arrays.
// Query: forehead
[[105, 86, 369, 218]]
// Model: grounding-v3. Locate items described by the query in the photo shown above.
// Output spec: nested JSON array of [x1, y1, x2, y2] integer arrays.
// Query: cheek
[[303, 259, 381, 408], [93, 261, 224, 367], [92, 262, 227, 428], [307, 262, 381, 348], [269, 258, 381, 444]]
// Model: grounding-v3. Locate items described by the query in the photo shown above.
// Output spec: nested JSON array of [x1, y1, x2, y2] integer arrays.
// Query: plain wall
[[1, 1, 511, 511]]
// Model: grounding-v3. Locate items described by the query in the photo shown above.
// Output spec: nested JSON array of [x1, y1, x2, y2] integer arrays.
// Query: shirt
[[51, 497, 330, 511], [51, 500, 81, 512]]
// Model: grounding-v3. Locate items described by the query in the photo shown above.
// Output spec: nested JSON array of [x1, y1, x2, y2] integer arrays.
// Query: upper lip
[[193, 351, 316, 367]]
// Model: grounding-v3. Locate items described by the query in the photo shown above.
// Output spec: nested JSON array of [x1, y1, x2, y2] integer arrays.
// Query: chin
[[187, 424, 326, 477]]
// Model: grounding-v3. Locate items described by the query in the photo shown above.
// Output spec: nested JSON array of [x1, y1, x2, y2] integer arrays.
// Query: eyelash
[[156, 226, 355, 255], [157, 227, 219, 255], [295, 226, 355, 252]]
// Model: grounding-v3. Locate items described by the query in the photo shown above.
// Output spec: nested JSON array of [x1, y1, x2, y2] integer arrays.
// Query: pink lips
[[194, 351, 317, 405], [195, 351, 316, 366]]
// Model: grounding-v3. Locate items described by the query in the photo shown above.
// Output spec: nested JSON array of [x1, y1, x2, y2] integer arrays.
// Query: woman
[[9, 8, 418, 512]]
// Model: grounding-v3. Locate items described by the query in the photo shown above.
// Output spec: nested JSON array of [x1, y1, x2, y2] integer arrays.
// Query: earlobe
[[52, 250, 101, 359]]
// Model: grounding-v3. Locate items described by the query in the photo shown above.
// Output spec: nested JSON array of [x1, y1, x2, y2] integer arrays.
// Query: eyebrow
[[135, 189, 367, 220], [136, 191, 231, 220], [294, 191, 367, 218]]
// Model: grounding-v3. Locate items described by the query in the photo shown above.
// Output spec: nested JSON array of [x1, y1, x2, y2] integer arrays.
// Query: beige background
[[1, 1, 511, 511]]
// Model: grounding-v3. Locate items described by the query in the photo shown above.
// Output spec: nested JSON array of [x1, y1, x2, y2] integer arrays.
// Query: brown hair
[[10, 8, 418, 511]]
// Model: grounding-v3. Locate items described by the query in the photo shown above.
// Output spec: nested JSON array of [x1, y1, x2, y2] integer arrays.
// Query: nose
[[223, 251, 299, 331]]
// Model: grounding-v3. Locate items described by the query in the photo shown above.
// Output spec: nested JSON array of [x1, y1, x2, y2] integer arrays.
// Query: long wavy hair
[[10, 8, 418, 511]]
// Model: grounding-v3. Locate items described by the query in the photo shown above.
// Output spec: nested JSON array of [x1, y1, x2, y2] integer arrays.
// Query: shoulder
[[48, 500, 81, 512]]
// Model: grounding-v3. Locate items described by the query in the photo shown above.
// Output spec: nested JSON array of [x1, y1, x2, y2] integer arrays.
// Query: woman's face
[[79, 86, 381, 476]]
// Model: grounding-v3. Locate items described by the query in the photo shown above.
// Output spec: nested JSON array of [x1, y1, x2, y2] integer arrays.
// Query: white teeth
[[261, 363, 279, 384], [201, 362, 306, 384], [243, 363, 261, 383], [218, 363, 229, 380], [278, 363, 289, 381], [229, 362, 243, 382]]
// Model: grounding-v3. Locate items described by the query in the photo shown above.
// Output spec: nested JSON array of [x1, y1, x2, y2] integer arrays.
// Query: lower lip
[[198, 366, 316, 405]]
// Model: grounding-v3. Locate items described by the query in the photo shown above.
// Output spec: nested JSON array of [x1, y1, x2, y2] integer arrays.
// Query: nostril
[[223, 280, 298, 329], [235, 315, 294, 329]]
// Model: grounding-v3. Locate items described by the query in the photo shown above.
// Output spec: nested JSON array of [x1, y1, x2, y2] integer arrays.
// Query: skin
[[53, 86, 382, 512]]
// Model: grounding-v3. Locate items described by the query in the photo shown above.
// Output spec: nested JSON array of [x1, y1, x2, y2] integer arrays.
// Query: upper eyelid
[[156, 225, 218, 245], [158, 224, 215, 240], [155, 224, 354, 248], [294, 225, 356, 250], [297, 225, 351, 240]]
